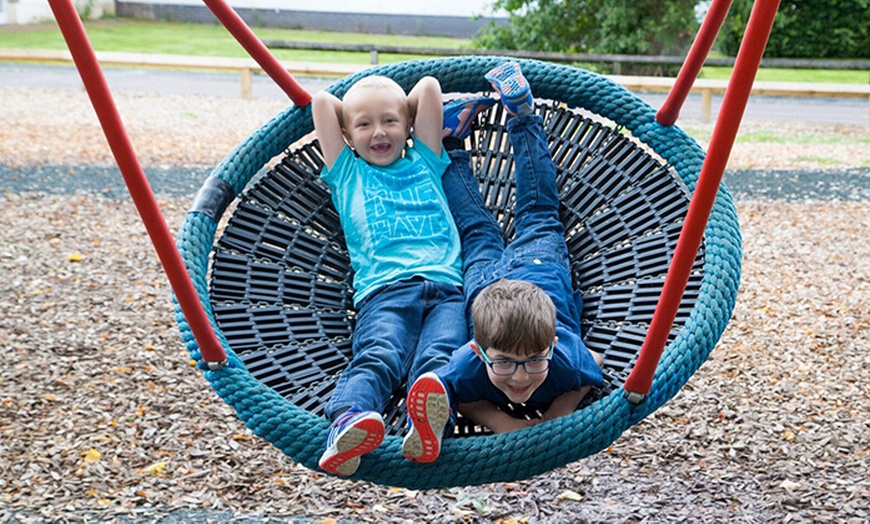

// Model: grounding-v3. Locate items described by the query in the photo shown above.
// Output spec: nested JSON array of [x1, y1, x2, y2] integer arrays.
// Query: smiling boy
[[312, 75, 479, 476], [404, 62, 604, 458], [422, 278, 603, 435]]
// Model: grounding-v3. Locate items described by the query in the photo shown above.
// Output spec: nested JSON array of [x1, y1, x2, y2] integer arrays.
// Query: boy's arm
[[459, 400, 537, 434], [405, 76, 444, 154], [311, 91, 347, 170], [539, 386, 591, 423]]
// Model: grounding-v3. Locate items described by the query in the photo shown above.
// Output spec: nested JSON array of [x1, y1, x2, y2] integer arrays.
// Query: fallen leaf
[[83, 449, 101, 463], [139, 460, 166, 475]]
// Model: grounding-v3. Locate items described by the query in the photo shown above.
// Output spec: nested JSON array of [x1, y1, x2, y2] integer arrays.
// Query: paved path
[[3, 63, 869, 126]]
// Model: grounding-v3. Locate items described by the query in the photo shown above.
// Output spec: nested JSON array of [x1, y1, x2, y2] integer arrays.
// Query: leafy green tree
[[473, 0, 700, 73], [718, 0, 870, 58]]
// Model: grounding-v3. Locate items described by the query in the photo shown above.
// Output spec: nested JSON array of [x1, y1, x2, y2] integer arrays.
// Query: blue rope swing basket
[[175, 56, 742, 489]]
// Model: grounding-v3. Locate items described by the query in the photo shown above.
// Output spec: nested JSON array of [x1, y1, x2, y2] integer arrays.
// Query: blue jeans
[[442, 114, 571, 333], [325, 278, 467, 418]]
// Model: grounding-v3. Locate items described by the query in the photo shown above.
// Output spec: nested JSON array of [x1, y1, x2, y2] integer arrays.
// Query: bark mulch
[[1, 87, 868, 523]]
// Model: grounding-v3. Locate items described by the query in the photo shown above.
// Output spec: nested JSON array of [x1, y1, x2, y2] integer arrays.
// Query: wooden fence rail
[[0, 48, 364, 99], [263, 39, 870, 78], [2, 48, 868, 124]]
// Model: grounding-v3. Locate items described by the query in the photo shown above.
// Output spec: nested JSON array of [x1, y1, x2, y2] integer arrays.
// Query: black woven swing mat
[[209, 101, 705, 437]]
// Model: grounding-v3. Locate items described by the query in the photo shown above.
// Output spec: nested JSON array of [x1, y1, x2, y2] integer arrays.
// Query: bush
[[473, 0, 699, 75], [718, 0, 870, 58]]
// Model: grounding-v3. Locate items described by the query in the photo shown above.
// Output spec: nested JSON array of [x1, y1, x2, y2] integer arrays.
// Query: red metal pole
[[201, 0, 312, 106], [657, 0, 734, 126], [624, 0, 781, 398], [47, 0, 228, 365]]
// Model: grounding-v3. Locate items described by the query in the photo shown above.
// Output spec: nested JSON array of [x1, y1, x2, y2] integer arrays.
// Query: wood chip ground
[[1, 87, 868, 523]]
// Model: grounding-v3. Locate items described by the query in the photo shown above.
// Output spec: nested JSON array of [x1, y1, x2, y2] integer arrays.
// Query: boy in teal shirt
[[312, 75, 494, 475]]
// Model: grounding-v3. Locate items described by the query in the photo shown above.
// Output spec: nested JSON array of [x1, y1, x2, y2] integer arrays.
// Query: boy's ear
[[470, 342, 483, 358], [341, 128, 354, 149]]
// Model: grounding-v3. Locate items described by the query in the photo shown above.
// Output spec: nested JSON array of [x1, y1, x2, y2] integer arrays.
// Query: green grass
[[699, 50, 869, 84], [0, 19, 471, 64], [700, 65, 869, 84], [681, 126, 870, 146], [737, 130, 870, 145]]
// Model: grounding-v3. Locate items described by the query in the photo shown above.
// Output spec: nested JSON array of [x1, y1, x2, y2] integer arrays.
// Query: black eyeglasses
[[478, 344, 553, 376]]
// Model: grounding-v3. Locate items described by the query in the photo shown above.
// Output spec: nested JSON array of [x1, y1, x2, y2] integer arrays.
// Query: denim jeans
[[442, 114, 571, 333], [325, 278, 467, 418]]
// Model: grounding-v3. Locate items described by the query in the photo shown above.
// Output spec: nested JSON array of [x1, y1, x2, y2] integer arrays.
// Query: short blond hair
[[341, 75, 408, 123], [472, 279, 556, 357]]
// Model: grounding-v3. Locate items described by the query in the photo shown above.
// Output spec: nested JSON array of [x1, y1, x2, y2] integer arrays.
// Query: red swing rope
[[624, 0, 782, 398], [46, 1, 318, 367]]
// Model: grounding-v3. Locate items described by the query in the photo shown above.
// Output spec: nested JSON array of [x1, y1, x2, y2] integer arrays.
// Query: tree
[[473, 0, 700, 73], [718, 0, 870, 58]]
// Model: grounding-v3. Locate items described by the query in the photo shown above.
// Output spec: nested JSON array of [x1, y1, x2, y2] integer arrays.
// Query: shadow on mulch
[[2, 164, 868, 202]]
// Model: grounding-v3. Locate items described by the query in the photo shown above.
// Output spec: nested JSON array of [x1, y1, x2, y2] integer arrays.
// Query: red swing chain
[[657, 0, 735, 126], [47, 0, 232, 366]]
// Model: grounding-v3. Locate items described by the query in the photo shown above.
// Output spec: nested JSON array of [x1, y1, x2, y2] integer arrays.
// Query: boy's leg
[[402, 282, 466, 461], [486, 62, 564, 246], [488, 62, 573, 291], [325, 282, 424, 418], [405, 282, 467, 383], [442, 150, 505, 309], [321, 281, 427, 475], [506, 113, 565, 244]]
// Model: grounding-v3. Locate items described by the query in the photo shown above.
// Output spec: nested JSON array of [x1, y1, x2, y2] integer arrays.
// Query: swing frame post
[[657, 0, 735, 126], [200, 0, 312, 106], [623, 0, 781, 400], [47, 0, 228, 368]]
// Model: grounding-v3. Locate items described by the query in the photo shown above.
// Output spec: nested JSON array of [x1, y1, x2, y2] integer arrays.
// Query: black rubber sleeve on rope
[[190, 176, 235, 221]]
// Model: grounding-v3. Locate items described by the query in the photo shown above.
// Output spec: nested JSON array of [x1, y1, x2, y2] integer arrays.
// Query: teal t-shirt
[[321, 139, 463, 306]]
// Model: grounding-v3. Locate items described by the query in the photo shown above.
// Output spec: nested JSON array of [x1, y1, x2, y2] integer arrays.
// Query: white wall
[[3, 1, 504, 26], [117, 0, 505, 18], [1, 0, 115, 25]]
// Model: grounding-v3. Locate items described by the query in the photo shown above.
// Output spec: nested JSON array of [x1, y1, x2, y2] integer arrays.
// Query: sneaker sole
[[319, 418, 385, 476], [403, 377, 449, 463], [485, 63, 532, 113]]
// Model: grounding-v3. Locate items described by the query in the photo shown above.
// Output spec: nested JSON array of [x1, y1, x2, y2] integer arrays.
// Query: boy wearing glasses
[[402, 62, 604, 463]]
